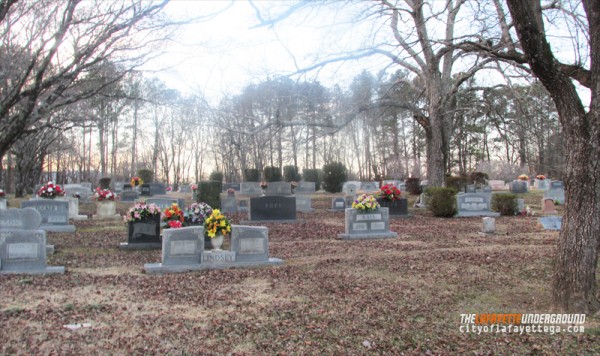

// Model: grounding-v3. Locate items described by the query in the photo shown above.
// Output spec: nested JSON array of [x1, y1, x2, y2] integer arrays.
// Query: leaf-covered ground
[[1, 192, 598, 354]]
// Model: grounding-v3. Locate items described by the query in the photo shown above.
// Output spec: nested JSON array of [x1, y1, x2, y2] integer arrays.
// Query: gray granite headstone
[[510, 181, 528, 194], [295, 182, 315, 195], [122, 184, 133, 191], [80, 182, 92, 191], [237, 198, 249, 213], [517, 198, 525, 211], [539, 216, 562, 230], [0, 208, 64, 274], [222, 183, 241, 192], [534, 179, 549, 190], [21, 200, 75, 232], [266, 182, 291, 196], [231, 225, 268, 262], [161, 226, 204, 266], [337, 208, 397, 240], [331, 197, 346, 210], [63, 184, 92, 202], [113, 181, 124, 193], [295, 196, 313, 212], [178, 185, 192, 193], [549, 181, 564, 190], [140, 184, 152, 196], [220, 196, 238, 214], [342, 181, 360, 196], [240, 182, 262, 195], [149, 183, 167, 195], [455, 193, 500, 217], [544, 181, 565, 204], [145, 197, 185, 212], [249, 196, 296, 221], [120, 190, 139, 202], [466, 185, 476, 193], [57, 196, 87, 220], [482, 186, 492, 193], [360, 182, 379, 192]]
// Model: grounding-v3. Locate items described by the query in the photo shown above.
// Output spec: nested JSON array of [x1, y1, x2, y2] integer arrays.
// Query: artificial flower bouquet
[[37, 181, 65, 199], [352, 194, 380, 212], [204, 209, 231, 238]]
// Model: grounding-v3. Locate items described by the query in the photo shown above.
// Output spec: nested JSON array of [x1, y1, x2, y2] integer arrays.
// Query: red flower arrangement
[[162, 203, 184, 229], [0, 189, 5, 198], [536, 175, 546, 180], [93, 188, 116, 201], [37, 181, 65, 199], [190, 184, 198, 191], [377, 184, 402, 201]]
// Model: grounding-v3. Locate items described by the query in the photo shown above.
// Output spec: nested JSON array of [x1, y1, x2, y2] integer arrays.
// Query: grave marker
[[21, 200, 76, 232], [455, 193, 500, 217], [337, 208, 397, 240]]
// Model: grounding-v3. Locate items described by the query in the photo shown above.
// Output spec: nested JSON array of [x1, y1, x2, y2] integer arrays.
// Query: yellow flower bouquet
[[204, 209, 231, 238]]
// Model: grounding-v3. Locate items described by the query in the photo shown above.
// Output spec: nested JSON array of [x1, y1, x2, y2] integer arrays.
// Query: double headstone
[[489, 180, 508, 191], [510, 180, 528, 194], [21, 199, 76, 232], [143, 225, 284, 274], [359, 182, 379, 193], [0, 208, 64, 274], [534, 179, 549, 190], [222, 183, 241, 192], [178, 185, 192, 193], [337, 208, 398, 240], [120, 190, 139, 202], [265, 182, 291, 196], [294, 182, 316, 195], [239, 182, 262, 196], [455, 193, 500, 217], [243, 196, 299, 223], [63, 184, 92, 203]]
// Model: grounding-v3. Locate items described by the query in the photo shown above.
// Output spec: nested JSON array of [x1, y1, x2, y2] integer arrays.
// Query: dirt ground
[[0, 193, 598, 354]]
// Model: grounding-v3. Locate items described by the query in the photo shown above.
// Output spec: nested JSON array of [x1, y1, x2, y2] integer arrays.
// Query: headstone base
[[39, 224, 76, 232], [337, 232, 398, 240], [143, 257, 284, 274], [455, 211, 500, 217], [0, 266, 65, 275], [240, 219, 305, 224], [539, 216, 562, 230], [119, 242, 162, 250], [70, 214, 88, 221]]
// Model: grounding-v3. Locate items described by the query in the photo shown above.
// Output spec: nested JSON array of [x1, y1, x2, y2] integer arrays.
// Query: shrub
[[425, 187, 457, 217], [99, 177, 111, 189], [445, 176, 468, 192], [491, 193, 518, 216], [243, 168, 260, 182], [283, 165, 302, 182], [469, 171, 489, 185], [197, 181, 222, 209], [137, 169, 154, 184], [322, 162, 347, 193], [303, 169, 322, 191], [264, 166, 282, 182], [405, 178, 422, 195], [209, 171, 223, 183]]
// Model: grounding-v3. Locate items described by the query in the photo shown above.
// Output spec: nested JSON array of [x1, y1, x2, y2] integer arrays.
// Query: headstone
[[331, 197, 346, 211], [534, 179, 549, 190], [0, 208, 64, 274], [482, 185, 492, 193], [359, 182, 379, 193], [239, 182, 262, 196], [489, 180, 507, 191], [482, 217, 495, 234], [92, 201, 121, 220], [245, 196, 298, 223], [337, 208, 397, 240], [295, 196, 313, 212], [113, 181, 124, 194], [178, 185, 192, 193], [413, 193, 427, 208], [63, 184, 92, 202], [140, 184, 152, 196], [80, 182, 92, 191], [342, 181, 360, 196], [57, 196, 87, 220], [120, 190, 139, 202], [21, 200, 76, 232], [222, 183, 241, 192], [455, 193, 500, 217], [538, 216, 562, 230], [377, 198, 409, 216], [466, 185, 476, 193], [517, 198, 525, 212], [120, 214, 161, 249], [143, 225, 283, 274], [0, 200, 6, 210], [149, 183, 167, 196], [265, 182, 291, 196], [294, 182, 316, 195], [145, 197, 185, 212], [122, 184, 133, 191], [542, 198, 558, 215], [220, 196, 238, 214], [237, 198, 249, 213], [510, 180, 528, 194], [544, 181, 565, 204]]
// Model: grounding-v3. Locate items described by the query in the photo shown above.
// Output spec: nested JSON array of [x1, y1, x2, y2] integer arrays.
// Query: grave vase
[[210, 233, 224, 250]]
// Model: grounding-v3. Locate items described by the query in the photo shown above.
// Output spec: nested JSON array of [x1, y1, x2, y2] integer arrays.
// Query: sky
[[144, 1, 378, 104]]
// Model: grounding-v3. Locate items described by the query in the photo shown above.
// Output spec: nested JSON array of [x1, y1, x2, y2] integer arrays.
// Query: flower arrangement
[[93, 188, 116, 201], [518, 174, 529, 181], [0, 189, 6, 199], [162, 203, 185, 229], [166, 186, 173, 192], [260, 181, 268, 189], [204, 209, 231, 238], [183, 202, 213, 225], [290, 181, 298, 188], [227, 188, 235, 195], [352, 194, 380, 211], [37, 181, 65, 199], [377, 184, 402, 201], [190, 184, 198, 191], [123, 202, 161, 223], [131, 176, 143, 187], [536, 175, 546, 180]]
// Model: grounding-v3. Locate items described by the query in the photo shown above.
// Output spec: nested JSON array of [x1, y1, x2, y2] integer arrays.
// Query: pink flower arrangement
[[123, 202, 161, 223], [190, 184, 198, 191]]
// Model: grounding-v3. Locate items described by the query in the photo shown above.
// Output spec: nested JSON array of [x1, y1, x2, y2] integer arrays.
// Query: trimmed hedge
[[264, 166, 282, 182], [405, 178, 422, 195], [322, 162, 347, 193], [209, 171, 224, 183], [243, 168, 260, 182], [425, 187, 457, 217], [283, 165, 302, 182], [99, 177, 111, 189], [197, 180, 222, 209], [137, 169, 153, 184], [491, 193, 518, 216], [445, 176, 468, 192], [468, 171, 489, 184], [303, 169, 322, 191]]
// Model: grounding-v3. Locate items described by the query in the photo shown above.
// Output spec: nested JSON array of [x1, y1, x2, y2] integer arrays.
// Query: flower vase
[[261, 188, 266, 196], [291, 187, 295, 196], [211, 233, 224, 250]]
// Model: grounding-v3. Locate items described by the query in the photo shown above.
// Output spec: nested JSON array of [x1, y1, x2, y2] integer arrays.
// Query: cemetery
[[0, 0, 596, 354]]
